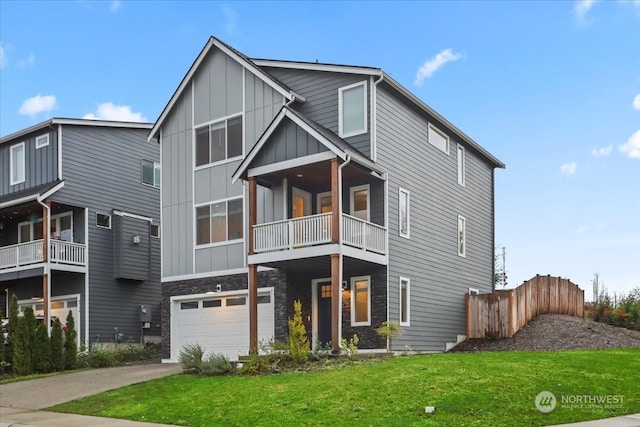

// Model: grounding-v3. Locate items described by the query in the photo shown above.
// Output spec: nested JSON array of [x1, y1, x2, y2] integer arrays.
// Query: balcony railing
[[0, 240, 87, 270], [252, 213, 386, 255]]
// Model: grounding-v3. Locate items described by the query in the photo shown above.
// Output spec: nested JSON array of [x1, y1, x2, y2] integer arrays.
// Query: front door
[[292, 187, 311, 218], [316, 280, 332, 347]]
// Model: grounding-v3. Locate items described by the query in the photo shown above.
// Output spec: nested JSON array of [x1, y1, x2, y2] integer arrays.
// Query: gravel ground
[[452, 314, 640, 352]]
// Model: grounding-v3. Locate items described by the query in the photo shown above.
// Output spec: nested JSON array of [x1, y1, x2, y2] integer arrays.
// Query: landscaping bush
[[200, 353, 232, 376], [86, 345, 116, 368], [50, 317, 64, 371], [33, 322, 52, 373], [63, 310, 78, 370], [179, 343, 205, 373], [4, 294, 19, 370], [586, 287, 640, 331], [340, 334, 359, 359], [13, 308, 36, 375], [287, 300, 309, 363]]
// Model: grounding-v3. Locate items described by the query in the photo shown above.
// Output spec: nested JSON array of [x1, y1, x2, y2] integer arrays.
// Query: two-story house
[[0, 119, 161, 347], [151, 37, 504, 362]]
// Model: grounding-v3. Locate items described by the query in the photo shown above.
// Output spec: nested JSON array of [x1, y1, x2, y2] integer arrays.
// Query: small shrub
[[340, 334, 359, 359], [237, 353, 271, 376], [63, 310, 78, 370], [287, 300, 310, 364], [50, 318, 64, 371], [13, 308, 37, 375], [376, 321, 403, 353], [87, 345, 116, 368], [33, 323, 52, 373], [200, 353, 231, 376], [5, 294, 19, 370], [179, 343, 204, 373]]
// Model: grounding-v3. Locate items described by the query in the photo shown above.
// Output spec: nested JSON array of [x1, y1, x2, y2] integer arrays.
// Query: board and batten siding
[[376, 85, 495, 352], [162, 46, 284, 278], [263, 67, 371, 158], [0, 128, 58, 196]]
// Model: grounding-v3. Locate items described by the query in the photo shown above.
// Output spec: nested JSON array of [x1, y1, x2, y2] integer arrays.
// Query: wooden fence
[[466, 275, 584, 339]]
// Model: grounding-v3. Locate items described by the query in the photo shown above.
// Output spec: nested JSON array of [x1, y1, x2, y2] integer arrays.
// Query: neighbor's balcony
[[0, 240, 87, 272], [252, 213, 386, 264]]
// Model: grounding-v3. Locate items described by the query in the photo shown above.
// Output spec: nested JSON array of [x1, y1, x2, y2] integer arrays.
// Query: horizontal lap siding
[[57, 124, 161, 343], [377, 86, 494, 351]]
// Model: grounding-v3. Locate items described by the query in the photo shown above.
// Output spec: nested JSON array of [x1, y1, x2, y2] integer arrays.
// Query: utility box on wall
[[140, 304, 151, 323]]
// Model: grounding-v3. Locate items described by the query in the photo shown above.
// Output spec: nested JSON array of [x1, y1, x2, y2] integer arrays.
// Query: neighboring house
[[151, 37, 504, 362], [0, 119, 161, 346]]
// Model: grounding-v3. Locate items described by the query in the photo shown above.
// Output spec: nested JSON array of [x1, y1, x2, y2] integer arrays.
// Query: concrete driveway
[[0, 363, 181, 427]]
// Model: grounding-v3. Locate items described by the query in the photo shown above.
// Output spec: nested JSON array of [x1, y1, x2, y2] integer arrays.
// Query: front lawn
[[49, 348, 640, 426]]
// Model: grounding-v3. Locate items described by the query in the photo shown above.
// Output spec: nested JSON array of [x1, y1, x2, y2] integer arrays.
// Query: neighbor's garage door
[[173, 291, 274, 361]]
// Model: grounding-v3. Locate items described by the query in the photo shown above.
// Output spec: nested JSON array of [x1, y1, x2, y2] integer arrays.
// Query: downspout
[[372, 74, 384, 162], [337, 155, 351, 349], [36, 197, 51, 334]]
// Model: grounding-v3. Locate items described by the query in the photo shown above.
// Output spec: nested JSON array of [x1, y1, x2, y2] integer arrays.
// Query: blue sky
[[1, 1, 638, 299]]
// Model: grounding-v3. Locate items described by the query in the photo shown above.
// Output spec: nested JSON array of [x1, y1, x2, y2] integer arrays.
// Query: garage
[[172, 288, 274, 361], [19, 295, 80, 330]]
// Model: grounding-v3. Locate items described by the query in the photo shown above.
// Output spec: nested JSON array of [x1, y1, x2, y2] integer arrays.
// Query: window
[[458, 215, 466, 257], [428, 123, 449, 154], [257, 295, 271, 304], [457, 144, 466, 187], [399, 188, 410, 238], [203, 299, 222, 308], [196, 198, 243, 245], [142, 159, 160, 188], [400, 277, 410, 326], [468, 288, 479, 295], [226, 297, 246, 306], [19, 212, 73, 242], [351, 276, 371, 326], [10, 142, 25, 185], [317, 192, 332, 214], [195, 116, 243, 166], [36, 134, 49, 149], [339, 81, 367, 137], [180, 301, 198, 310], [150, 224, 160, 238], [350, 185, 369, 221], [96, 213, 111, 229]]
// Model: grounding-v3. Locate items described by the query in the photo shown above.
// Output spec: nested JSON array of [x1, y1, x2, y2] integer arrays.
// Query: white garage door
[[173, 290, 274, 361], [19, 296, 80, 329]]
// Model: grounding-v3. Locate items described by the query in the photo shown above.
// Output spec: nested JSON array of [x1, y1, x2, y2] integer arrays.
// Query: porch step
[[445, 334, 467, 352]]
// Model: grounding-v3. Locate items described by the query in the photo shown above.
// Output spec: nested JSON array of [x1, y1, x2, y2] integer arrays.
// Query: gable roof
[[0, 180, 65, 209], [232, 106, 383, 183], [147, 37, 306, 142]]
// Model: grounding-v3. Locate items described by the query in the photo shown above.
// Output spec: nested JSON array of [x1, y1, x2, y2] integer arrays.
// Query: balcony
[[251, 213, 386, 265], [0, 240, 87, 273]]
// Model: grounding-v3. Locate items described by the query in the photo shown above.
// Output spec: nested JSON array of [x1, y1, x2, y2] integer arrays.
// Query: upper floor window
[[195, 198, 243, 245], [96, 213, 111, 229], [10, 142, 25, 185], [457, 144, 466, 187], [150, 224, 160, 238], [142, 159, 160, 188], [35, 134, 49, 149], [458, 215, 466, 257], [195, 116, 243, 167], [350, 185, 370, 221], [339, 81, 367, 138], [399, 188, 410, 238], [428, 123, 449, 155]]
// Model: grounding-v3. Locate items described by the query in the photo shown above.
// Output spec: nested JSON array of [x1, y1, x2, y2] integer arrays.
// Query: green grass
[[49, 348, 640, 426]]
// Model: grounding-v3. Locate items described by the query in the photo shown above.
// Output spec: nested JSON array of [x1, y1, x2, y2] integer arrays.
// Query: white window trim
[[350, 275, 371, 326], [458, 215, 466, 257], [142, 159, 161, 188], [96, 213, 111, 229], [399, 277, 410, 326], [338, 80, 368, 138], [468, 288, 479, 295], [398, 187, 410, 239], [349, 184, 370, 222], [428, 123, 450, 155], [194, 196, 244, 247], [10, 142, 26, 185], [457, 144, 466, 187], [193, 113, 244, 169], [316, 191, 332, 214], [36, 134, 50, 149], [150, 224, 160, 238]]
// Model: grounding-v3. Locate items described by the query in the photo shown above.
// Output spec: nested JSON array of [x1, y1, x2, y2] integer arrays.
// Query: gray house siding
[[376, 85, 494, 351], [252, 118, 329, 167], [0, 128, 58, 196], [263, 67, 371, 158], [113, 214, 151, 281], [54, 124, 161, 343]]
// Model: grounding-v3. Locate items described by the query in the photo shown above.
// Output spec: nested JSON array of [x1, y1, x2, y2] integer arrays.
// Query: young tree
[[5, 294, 19, 369], [33, 322, 52, 373], [50, 317, 64, 371], [63, 310, 78, 370], [287, 300, 309, 363], [13, 307, 37, 375]]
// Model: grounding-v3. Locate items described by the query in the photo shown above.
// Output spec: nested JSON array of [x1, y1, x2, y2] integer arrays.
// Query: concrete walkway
[[0, 363, 181, 427], [549, 414, 640, 427]]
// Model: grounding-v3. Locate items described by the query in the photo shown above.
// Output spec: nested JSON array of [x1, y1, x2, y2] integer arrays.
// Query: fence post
[[508, 290, 515, 337], [466, 293, 472, 338]]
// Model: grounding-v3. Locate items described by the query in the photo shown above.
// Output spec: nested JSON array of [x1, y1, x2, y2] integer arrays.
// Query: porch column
[[42, 200, 50, 331], [248, 264, 258, 355], [331, 253, 340, 353], [331, 158, 339, 244]]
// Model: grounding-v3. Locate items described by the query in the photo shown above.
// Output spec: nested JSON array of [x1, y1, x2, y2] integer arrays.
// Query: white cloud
[[18, 94, 57, 117], [633, 94, 640, 110], [0, 40, 7, 69], [110, 0, 121, 12], [222, 6, 238, 35], [83, 102, 147, 122], [560, 162, 577, 176], [591, 144, 612, 157], [574, 0, 598, 22], [619, 129, 640, 158], [18, 52, 35, 67], [414, 48, 463, 87]]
